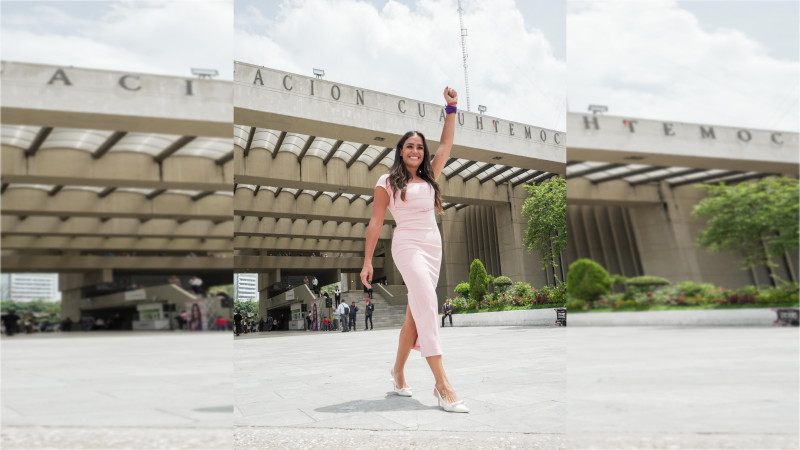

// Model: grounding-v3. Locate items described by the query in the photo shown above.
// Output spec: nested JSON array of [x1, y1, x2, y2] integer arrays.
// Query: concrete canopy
[[233, 124, 560, 207]]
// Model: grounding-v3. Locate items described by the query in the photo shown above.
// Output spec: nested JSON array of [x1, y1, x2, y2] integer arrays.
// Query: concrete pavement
[[1, 331, 233, 449], [567, 326, 799, 449], [234, 326, 566, 448]]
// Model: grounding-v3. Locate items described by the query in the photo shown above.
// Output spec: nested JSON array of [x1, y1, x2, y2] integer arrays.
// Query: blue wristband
[[445, 105, 457, 115]]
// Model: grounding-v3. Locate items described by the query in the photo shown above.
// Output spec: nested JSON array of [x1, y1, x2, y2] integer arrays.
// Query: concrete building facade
[[566, 112, 799, 287], [1, 61, 233, 328], [231, 62, 568, 318]]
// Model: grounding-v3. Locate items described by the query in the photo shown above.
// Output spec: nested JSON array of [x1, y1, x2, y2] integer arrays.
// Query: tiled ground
[[234, 326, 566, 446]]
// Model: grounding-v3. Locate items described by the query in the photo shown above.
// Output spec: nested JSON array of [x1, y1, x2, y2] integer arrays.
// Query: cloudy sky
[[235, 0, 568, 131], [1, 1, 233, 79], [568, 0, 799, 132]]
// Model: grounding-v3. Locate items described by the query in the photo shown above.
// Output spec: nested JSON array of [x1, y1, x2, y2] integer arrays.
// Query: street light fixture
[[478, 105, 487, 114], [191, 68, 218, 79], [313, 68, 325, 79], [588, 105, 608, 115]]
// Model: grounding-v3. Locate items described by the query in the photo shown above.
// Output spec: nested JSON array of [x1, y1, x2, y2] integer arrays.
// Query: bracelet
[[447, 101, 457, 106], [445, 105, 457, 115]]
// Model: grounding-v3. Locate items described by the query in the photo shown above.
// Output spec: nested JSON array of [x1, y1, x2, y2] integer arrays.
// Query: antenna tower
[[458, 0, 470, 112]]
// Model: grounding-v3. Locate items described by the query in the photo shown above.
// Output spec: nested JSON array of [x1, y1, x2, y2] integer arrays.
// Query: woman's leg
[[426, 355, 461, 404], [392, 305, 417, 389]]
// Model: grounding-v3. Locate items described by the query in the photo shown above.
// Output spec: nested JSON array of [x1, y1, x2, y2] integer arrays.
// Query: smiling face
[[400, 135, 425, 172]]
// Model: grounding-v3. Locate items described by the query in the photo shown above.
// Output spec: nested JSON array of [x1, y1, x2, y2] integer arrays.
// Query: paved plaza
[[1, 332, 233, 449], [567, 326, 799, 449], [234, 326, 567, 449]]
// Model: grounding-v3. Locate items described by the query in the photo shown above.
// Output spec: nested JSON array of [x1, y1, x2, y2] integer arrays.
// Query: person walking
[[441, 298, 454, 327], [365, 299, 374, 330], [189, 276, 203, 294], [1, 310, 20, 336], [334, 286, 341, 307], [337, 301, 350, 333], [348, 301, 358, 331], [360, 87, 468, 413], [233, 311, 243, 336]]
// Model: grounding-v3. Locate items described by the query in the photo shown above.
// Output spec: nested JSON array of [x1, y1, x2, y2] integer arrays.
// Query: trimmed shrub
[[493, 276, 513, 292], [566, 259, 612, 304], [673, 281, 714, 298], [469, 259, 489, 302], [513, 282, 533, 299], [624, 276, 671, 292], [454, 282, 471, 297]]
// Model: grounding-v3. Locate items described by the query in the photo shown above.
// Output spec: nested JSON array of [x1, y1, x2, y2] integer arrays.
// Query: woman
[[188, 303, 203, 331], [361, 87, 468, 413]]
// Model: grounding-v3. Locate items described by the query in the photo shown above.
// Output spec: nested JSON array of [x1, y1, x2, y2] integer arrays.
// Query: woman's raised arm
[[431, 87, 458, 180]]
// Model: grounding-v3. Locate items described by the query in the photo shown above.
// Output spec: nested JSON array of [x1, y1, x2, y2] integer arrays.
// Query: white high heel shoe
[[434, 386, 470, 413], [390, 370, 412, 397]]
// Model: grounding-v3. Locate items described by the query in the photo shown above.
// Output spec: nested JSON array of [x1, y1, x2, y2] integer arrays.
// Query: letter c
[[772, 133, 783, 144], [282, 75, 293, 90], [554, 133, 561, 145], [119, 74, 141, 91], [398, 100, 406, 113]]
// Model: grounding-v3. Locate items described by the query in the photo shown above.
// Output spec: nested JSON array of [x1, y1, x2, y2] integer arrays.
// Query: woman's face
[[192, 304, 200, 320], [401, 135, 425, 171]]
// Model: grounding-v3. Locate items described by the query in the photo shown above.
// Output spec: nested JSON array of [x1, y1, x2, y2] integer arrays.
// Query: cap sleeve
[[375, 174, 391, 194]]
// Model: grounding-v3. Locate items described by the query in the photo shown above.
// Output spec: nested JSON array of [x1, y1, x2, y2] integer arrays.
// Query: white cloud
[[567, 0, 799, 131], [1, 1, 233, 79], [234, 0, 567, 130]]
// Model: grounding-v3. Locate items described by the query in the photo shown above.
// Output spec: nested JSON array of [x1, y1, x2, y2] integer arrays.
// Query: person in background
[[441, 298, 454, 327], [233, 311, 243, 336], [215, 316, 229, 331], [334, 285, 341, 307], [168, 275, 182, 287], [348, 301, 358, 331], [337, 301, 350, 333], [311, 253, 317, 257], [312, 277, 319, 296], [259, 317, 264, 332], [189, 276, 203, 294], [1, 310, 20, 336], [323, 316, 329, 331], [333, 306, 340, 331], [303, 276, 310, 290], [365, 299, 374, 331]]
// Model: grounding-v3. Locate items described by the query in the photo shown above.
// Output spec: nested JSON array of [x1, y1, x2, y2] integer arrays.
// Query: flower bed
[[449, 280, 567, 314], [567, 280, 799, 313]]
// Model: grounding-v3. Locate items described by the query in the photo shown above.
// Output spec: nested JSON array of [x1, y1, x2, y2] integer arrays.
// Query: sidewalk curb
[[451, 308, 561, 327], [569, 308, 798, 326]]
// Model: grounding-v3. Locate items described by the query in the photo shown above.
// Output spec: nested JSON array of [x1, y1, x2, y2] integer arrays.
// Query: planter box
[[451, 308, 561, 327], [569, 308, 796, 327]]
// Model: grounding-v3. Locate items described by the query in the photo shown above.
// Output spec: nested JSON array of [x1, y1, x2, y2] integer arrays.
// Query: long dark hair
[[387, 131, 443, 214]]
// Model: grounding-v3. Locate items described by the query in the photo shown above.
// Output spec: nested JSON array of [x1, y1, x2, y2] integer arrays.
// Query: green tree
[[468, 259, 489, 302], [233, 300, 259, 315], [566, 259, 611, 304], [210, 284, 234, 297], [692, 177, 799, 271], [521, 176, 567, 271]]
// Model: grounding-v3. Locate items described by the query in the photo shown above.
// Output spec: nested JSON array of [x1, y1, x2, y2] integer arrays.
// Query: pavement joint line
[[233, 425, 565, 435]]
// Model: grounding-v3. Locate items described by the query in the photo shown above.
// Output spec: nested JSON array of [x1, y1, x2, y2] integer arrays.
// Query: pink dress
[[376, 174, 442, 357]]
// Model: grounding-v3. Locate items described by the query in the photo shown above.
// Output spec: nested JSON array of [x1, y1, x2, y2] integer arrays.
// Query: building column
[[58, 270, 112, 323], [495, 183, 549, 288], [439, 208, 469, 304]]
